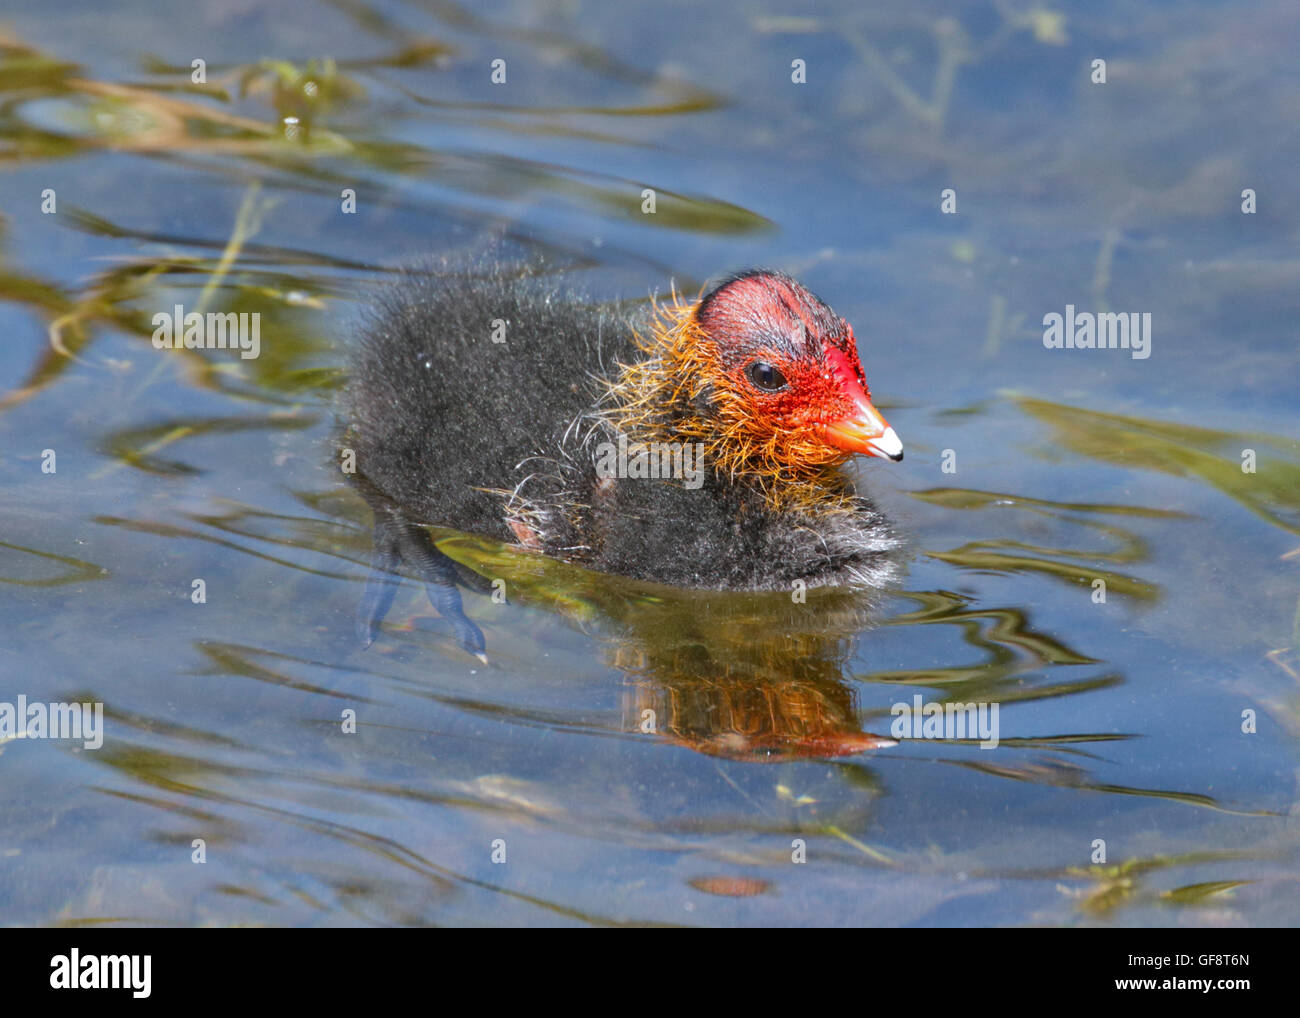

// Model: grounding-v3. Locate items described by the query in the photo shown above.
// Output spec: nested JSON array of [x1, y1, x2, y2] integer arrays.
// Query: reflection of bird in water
[[610, 585, 898, 761], [371, 532, 902, 763], [342, 260, 906, 665], [637, 684, 897, 763]]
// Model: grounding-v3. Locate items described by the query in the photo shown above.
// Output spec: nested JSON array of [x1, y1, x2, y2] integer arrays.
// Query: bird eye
[[746, 361, 788, 392]]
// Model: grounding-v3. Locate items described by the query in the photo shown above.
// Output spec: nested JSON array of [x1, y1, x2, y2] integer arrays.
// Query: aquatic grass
[[1016, 396, 1300, 534], [0, 24, 769, 435]]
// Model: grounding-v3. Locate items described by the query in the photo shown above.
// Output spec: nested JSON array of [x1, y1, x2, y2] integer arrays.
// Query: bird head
[[687, 270, 902, 470], [609, 269, 902, 499]]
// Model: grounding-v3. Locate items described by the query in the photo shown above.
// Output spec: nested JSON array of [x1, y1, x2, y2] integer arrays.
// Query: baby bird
[[343, 262, 905, 653]]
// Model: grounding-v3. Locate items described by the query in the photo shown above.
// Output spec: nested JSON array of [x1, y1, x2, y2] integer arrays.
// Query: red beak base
[[817, 348, 903, 462]]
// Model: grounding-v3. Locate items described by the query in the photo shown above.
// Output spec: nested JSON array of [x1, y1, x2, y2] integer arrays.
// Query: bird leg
[[357, 507, 488, 663]]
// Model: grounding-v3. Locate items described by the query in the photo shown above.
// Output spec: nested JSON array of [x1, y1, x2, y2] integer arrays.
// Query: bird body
[[345, 263, 903, 594]]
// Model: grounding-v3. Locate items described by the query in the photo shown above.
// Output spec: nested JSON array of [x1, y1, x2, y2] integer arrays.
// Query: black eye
[[746, 361, 788, 392]]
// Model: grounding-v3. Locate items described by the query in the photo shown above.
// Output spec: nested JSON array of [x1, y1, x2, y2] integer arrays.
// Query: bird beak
[[820, 409, 903, 461], [817, 351, 903, 461]]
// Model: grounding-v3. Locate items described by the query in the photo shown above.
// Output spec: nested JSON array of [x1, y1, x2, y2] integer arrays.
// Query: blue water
[[0, 0, 1297, 926]]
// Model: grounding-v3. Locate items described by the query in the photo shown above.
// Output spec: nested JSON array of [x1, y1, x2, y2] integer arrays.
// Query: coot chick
[[343, 262, 905, 653]]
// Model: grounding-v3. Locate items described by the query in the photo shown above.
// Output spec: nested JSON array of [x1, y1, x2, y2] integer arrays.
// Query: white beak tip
[[868, 426, 904, 462]]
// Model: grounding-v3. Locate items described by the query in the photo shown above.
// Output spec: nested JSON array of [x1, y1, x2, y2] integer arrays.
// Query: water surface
[[1, 0, 1298, 926]]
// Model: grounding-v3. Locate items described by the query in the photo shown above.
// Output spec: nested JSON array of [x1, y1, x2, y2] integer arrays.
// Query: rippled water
[[2, 0, 1297, 926]]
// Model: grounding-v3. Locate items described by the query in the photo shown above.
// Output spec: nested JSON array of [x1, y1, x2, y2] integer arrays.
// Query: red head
[[687, 270, 902, 471]]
